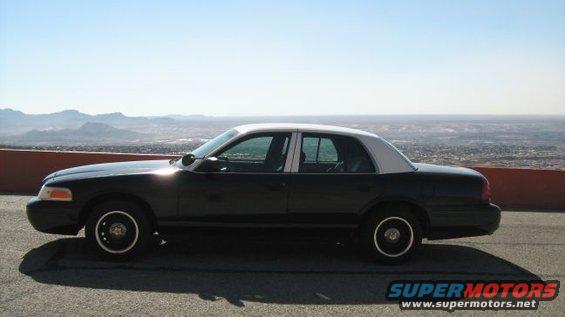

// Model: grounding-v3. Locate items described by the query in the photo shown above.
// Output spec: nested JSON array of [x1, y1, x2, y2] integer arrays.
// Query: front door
[[178, 132, 293, 224]]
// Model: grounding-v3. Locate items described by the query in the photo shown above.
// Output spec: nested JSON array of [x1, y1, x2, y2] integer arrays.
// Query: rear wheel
[[361, 207, 422, 264], [85, 200, 153, 261]]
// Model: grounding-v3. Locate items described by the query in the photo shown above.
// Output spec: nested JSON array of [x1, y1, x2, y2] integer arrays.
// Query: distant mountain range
[[0, 108, 228, 145], [0, 108, 180, 136], [0, 122, 148, 145], [1, 108, 564, 146]]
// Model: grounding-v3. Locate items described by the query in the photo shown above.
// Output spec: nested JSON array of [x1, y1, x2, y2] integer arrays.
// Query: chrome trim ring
[[95, 210, 139, 254], [373, 216, 414, 258]]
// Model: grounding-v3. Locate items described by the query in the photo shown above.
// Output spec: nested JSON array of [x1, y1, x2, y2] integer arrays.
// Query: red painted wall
[[0, 149, 174, 193], [472, 166, 565, 210], [1, 149, 563, 209]]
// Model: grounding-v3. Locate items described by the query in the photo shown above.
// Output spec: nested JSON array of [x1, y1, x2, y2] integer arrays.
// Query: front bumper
[[26, 197, 81, 235], [426, 203, 501, 240]]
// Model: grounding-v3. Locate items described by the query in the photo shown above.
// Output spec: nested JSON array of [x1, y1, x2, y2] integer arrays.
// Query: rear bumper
[[26, 197, 81, 235], [426, 203, 501, 240]]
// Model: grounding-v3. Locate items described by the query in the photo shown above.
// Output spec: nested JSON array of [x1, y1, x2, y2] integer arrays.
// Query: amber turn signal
[[38, 186, 73, 201]]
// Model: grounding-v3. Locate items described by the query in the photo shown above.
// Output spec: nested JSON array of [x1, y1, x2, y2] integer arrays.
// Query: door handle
[[266, 182, 286, 191]]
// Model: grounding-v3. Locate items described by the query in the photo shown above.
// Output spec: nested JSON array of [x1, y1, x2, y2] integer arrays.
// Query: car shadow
[[19, 234, 540, 306]]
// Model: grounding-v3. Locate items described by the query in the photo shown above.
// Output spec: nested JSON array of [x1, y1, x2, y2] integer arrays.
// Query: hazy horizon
[[2, 105, 564, 170], [3, 107, 565, 118], [1, 1, 564, 116]]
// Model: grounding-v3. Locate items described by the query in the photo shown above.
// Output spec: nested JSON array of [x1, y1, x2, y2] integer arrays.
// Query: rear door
[[288, 133, 383, 225]]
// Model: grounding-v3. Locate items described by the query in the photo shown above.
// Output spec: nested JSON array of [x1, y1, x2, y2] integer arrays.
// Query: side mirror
[[199, 157, 221, 172], [181, 153, 196, 166]]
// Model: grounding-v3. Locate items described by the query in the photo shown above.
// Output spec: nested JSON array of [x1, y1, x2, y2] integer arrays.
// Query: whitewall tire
[[361, 207, 422, 264], [86, 200, 152, 261]]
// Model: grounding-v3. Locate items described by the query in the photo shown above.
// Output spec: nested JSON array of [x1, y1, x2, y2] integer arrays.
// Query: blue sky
[[1, 0, 564, 116]]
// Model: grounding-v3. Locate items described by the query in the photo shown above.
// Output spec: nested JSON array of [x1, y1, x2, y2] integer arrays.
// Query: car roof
[[233, 123, 377, 138]]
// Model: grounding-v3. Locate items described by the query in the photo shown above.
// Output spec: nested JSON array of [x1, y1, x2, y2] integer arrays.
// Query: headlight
[[38, 186, 73, 201]]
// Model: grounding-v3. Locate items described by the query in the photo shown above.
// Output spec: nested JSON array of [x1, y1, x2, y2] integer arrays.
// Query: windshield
[[190, 129, 238, 158]]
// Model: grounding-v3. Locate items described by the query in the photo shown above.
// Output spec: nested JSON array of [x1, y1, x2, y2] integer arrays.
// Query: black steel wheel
[[85, 200, 152, 261], [361, 206, 422, 264]]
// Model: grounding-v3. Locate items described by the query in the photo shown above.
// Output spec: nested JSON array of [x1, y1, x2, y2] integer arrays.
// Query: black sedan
[[27, 123, 501, 263]]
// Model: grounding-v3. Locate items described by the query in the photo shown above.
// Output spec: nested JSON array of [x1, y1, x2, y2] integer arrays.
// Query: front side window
[[299, 134, 375, 173], [214, 133, 291, 173], [221, 136, 273, 161]]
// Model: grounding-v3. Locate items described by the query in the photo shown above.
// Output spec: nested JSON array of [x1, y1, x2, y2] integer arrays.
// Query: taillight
[[481, 178, 491, 203]]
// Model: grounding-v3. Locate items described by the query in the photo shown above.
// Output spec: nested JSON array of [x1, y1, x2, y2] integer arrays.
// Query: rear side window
[[299, 134, 375, 173], [302, 136, 338, 163], [318, 138, 338, 162]]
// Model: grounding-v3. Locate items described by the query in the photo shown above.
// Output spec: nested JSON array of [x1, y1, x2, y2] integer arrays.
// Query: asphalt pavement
[[0, 195, 563, 316]]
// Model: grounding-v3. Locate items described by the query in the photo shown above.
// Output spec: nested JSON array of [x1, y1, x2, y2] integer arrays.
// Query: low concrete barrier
[[1, 149, 563, 209]]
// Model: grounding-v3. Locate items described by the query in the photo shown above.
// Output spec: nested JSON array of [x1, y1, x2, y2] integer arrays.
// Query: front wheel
[[361, 207, 422, 264], [85, 200, 153, 261]]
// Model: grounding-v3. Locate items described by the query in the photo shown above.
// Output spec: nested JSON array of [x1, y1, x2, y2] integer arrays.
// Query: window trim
[[291, 132, 379, 174], [284, 132, 299, 173]]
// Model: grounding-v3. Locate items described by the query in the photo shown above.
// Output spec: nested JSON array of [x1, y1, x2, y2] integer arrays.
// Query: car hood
[[413, 163, 484, 178], [43, 160, 175, 183]]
